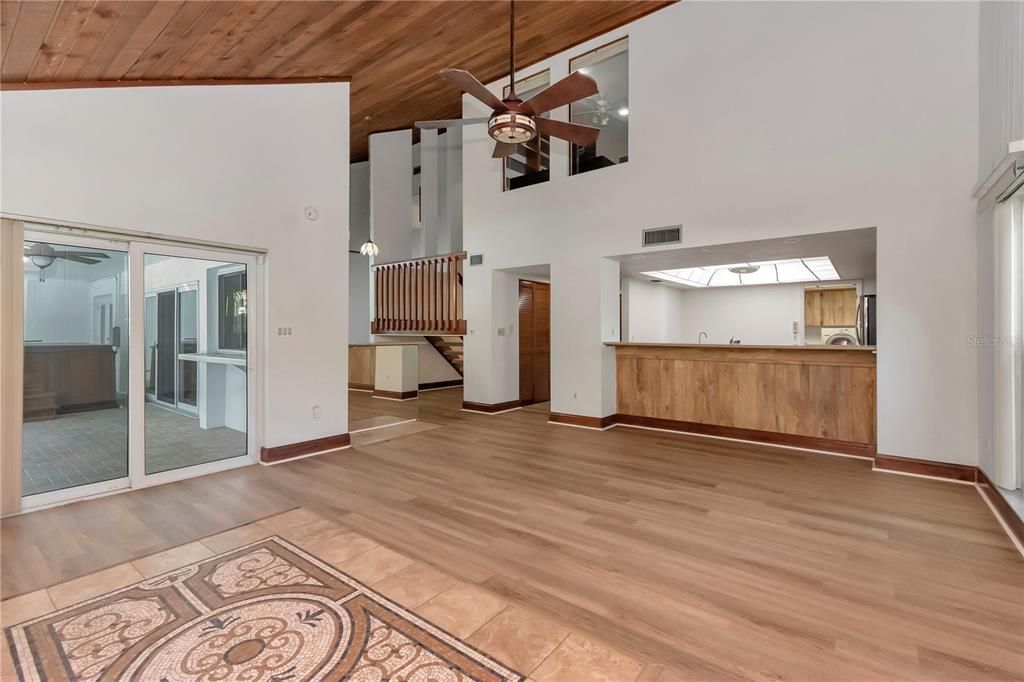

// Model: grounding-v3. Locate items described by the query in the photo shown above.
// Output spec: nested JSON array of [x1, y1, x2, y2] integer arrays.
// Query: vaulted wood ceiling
[[0, 1, 671, 160]]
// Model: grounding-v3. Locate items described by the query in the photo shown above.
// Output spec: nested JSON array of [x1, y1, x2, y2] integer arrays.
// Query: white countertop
[[178, 353, 246, 367]]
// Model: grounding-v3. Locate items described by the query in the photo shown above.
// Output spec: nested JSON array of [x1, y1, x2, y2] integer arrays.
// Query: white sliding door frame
[[6, 217, 265, 512], [21, 227, 132, 511], [128, 241, 261, 490]]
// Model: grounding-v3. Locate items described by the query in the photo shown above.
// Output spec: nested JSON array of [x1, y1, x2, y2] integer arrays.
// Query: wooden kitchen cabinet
[[804, 288, 857, 326]]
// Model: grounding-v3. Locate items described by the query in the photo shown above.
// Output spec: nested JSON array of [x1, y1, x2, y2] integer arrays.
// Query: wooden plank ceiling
[[0, 1, 671, 160]]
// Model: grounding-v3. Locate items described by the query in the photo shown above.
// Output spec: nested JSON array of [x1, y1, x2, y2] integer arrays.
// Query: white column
[[443, 127, 463, 254], [463, 267, 519, 405], [550, 257, 620, 418], [420, 129, 441, 257], [369, 130, 413, 264]]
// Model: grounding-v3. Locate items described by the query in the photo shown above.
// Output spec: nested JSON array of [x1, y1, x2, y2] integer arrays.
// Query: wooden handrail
[[371, 252, 467, 335]]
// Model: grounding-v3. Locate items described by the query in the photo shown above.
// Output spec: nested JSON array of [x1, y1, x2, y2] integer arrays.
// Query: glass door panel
[[22, 236, 130, 500], [142, 254, 248, 476], [144, 295, 157, 398], [177, 286, 199, 412], [155, 290, 176, 405]]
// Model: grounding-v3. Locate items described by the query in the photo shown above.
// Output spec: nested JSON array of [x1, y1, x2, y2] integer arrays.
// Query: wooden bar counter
[[607, 342, 877, 456]]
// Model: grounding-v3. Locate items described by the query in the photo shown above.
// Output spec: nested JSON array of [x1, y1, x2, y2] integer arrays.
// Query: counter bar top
[[605, 342, 875, 351]]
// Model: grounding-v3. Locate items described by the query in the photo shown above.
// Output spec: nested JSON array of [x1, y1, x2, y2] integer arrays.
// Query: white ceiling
[[617, 227, 877, 284]]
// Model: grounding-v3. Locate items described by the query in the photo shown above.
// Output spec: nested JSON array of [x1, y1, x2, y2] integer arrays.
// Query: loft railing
[[371, 251, 466, 335]]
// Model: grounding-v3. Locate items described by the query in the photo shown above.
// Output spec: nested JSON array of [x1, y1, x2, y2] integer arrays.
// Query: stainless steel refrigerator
[[856, 294, 877, 346]]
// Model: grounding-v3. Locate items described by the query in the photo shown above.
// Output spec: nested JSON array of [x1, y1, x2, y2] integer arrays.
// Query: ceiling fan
[[24, 243, 110, 281], [415, 0, 601, 159]]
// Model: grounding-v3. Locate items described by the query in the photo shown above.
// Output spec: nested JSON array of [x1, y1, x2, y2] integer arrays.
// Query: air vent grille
[[469, 253, 484, 266], [641, 225, 682, 247]]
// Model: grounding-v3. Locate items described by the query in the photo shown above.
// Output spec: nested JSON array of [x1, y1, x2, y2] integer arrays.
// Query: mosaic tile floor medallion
[[6, 538, 523, 681]]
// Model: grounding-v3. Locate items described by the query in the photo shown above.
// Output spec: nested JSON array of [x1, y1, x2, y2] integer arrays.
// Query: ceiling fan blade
[[62, 255, 102, 264], [440, 69, 504, 111], [62, 250, 110, 259], [521, 71, 598, 115], [415, 116, 490, 130], [535, 118, 601, 147], [492, 142, 520, 158]]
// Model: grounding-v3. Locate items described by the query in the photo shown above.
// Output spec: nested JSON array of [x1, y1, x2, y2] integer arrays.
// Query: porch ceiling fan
[[415, 0, 601, 159], [24, 242, 110, 268]]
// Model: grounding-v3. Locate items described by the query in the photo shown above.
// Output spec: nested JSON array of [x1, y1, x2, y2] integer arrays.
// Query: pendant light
[[359, 239, 379, 257]]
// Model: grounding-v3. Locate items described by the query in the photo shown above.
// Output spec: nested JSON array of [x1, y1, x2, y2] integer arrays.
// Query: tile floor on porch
[[22, 403, 246, 496]]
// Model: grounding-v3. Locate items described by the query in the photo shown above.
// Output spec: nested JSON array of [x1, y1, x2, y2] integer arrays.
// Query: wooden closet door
[[518, 282, 535, 404], [532, 283, 551, 402]]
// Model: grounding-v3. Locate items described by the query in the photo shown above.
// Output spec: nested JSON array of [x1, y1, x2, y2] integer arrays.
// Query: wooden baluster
[[443, 259, 449, 332], [373, 267, 379, 331], [390, 265, 396, 331], [456, 257, 463, 322], [416, 263, 422, 332], [432, 259, 440, 329], [431, 261, 437, 332], [448, 256, 456, 333]]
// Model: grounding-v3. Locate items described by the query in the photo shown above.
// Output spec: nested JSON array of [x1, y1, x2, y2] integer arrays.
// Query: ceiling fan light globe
[[488, 112, 536, 144], [30, 254, 55, 268]]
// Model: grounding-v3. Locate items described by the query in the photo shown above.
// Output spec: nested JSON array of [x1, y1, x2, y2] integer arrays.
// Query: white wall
[[463, 2, 979, 464], [369, 130, 413, 264], [624, 278, 808, 346], [1, 82, 350, 449], [23, 275, 92, 343], [624, 278, 872, 346], [977, 0, 1024, 478]]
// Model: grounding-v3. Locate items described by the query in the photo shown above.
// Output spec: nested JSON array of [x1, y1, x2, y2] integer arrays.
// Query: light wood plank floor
[[3, 387, 1022, 680]]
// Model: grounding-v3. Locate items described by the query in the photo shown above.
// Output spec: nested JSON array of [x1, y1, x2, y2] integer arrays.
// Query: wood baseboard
[[873, 453, 977, 482], [977, 468, 1024, 547], [261, 434, 350, 463], [372, 389, 418, 400], [612, 414, 876, 458], [462, 400, 521, 413], [549, 412, 616, 429], [348, 383, 373, 391], [419, 379, 463, 390]]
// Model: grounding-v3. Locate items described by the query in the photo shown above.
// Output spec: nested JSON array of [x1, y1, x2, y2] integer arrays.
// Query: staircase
[[426, 335, 464, 376]]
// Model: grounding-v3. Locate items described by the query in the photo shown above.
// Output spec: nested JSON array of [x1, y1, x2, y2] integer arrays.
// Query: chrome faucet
[[698, 331, 708, 344]]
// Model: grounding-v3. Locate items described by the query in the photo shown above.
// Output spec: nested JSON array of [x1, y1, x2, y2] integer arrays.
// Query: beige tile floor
[[0, 507, 672, 682]]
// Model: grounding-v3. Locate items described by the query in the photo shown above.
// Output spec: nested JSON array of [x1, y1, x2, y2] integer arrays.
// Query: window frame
[[568, 35, 630, 177], [215, 265, 247, 355]]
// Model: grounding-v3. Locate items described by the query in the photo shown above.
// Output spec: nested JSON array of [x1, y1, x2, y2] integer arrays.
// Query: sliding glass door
[[133, 245, 256, 485], [21, 230, 131, 507], [20, 225, 259, 509]]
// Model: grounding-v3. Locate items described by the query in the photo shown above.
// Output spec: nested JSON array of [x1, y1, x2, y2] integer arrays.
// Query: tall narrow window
[[503, 70, 551, 191], [569, 37, 629, 175], [218, 270, 247, 352]]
